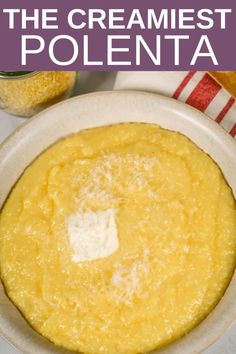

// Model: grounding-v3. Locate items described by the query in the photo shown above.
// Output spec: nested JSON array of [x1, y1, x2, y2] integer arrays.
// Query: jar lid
[[0, 71, 37, 79]]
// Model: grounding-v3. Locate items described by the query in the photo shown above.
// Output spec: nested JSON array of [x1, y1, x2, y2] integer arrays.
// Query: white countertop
[[0, 72, 235, 354]]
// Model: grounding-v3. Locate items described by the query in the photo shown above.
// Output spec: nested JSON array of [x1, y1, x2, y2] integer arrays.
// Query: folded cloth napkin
[[114, 71, 236, 139]]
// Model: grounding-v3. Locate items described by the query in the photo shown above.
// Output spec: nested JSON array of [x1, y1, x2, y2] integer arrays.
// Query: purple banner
[[0, 0, 235, 71]]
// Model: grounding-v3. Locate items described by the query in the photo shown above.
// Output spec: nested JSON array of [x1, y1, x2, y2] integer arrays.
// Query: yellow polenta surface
[[1, 123, 236, 354]]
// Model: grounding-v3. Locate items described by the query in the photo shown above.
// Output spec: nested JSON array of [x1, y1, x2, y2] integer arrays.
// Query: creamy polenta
[[1, 123, 236, 354]]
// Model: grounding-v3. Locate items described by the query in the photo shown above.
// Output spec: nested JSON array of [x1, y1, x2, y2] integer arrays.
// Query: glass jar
[[0, 71, 77, 117]]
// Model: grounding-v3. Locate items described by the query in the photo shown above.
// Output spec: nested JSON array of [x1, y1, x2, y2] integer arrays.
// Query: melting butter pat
[[68, 209, 119, 262]]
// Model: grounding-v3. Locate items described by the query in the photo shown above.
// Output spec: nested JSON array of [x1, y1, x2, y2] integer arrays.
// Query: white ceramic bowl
[[1, 91, 236, 354]]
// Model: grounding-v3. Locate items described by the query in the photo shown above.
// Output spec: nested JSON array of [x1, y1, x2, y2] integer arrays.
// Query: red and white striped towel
[[114, 71, 236, 139]]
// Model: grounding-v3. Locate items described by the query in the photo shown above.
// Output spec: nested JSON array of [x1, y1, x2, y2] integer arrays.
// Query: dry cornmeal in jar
[[0, 71, 76, 117], [1, 123, 236, 354]]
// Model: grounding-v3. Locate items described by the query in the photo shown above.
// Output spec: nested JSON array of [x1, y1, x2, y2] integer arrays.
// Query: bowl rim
[[0, 90, 236, 354], [1, 89, 236, 154]]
